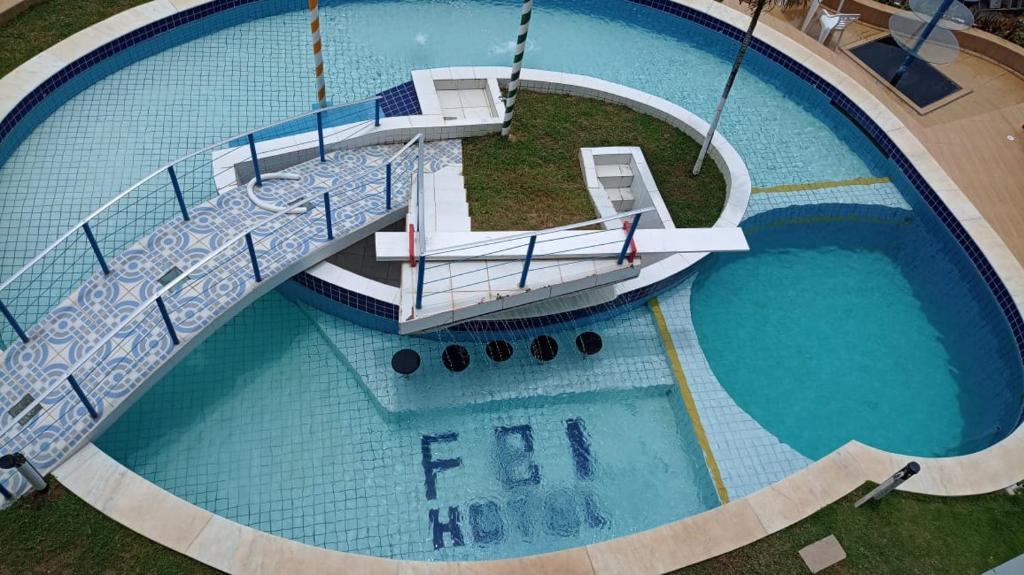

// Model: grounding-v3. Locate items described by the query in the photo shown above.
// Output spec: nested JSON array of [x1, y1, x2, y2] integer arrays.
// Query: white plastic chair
[[817, 9, 860, 48]]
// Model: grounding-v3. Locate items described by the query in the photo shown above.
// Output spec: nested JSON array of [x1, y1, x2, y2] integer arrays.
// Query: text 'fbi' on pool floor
[[420, 418, 607, 550]]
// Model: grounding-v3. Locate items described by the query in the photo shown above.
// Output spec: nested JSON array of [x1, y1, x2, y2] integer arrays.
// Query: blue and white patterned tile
[[0, 139, 463, 496]]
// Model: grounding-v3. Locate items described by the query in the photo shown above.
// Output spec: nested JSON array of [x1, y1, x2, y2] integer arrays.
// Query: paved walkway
[[0, 139, 462, 499]]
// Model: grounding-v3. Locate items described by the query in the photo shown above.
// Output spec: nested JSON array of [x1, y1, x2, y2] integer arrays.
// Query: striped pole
[[501, 0, 533, 138], [308, 0, 327, 107]]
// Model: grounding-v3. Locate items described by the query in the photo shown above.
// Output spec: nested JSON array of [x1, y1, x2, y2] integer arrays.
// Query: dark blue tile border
[[378, 81, 422, 117], [1, 0, 1021, 373], [292, 271, 398, 321]]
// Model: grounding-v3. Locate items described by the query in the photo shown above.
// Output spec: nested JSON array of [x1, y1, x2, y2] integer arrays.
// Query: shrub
[[975, 12, 1024, 48]]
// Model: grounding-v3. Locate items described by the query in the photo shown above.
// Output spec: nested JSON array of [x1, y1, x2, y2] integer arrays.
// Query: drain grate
[[8, 393, 41, 426], [157, 266, 183, 286], [288, 197, 316, 211]]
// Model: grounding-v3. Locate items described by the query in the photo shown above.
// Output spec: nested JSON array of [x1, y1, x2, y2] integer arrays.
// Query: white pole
[[693, 0, 767, 175], [308, 0, 327, 107], [501, 0, 533, 138]]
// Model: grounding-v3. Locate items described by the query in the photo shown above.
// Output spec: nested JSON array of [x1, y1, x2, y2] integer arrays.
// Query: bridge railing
[[413, 207, 652, 311], [0, 97, 383, 351], [0, 128, 424, 501]]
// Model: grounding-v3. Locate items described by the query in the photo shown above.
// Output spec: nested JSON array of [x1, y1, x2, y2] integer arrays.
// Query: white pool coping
[[0, 0, 1020, 572]]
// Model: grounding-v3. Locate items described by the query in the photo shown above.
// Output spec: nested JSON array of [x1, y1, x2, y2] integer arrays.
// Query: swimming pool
[[1, 0, 1021, 564]]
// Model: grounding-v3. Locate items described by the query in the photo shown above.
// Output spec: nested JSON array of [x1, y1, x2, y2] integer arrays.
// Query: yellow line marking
[[649, 298, 729, 504], [752, 176, 890, 194]]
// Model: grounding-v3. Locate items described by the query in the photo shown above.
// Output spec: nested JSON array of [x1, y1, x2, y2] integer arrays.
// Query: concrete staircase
[[596, 162, 634, 212], [419, 165, 471, 232]]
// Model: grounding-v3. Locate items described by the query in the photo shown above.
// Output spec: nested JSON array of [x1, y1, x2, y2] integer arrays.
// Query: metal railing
[[0, 97, 386, 351], [0, 128, 424, 498], [413, 207, 652, 310]]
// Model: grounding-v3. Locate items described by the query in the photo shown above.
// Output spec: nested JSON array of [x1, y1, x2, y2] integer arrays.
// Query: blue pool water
[[97, 291, 719, 560], [691, 206, 1024, 459], [0, 0, 1019, 562]]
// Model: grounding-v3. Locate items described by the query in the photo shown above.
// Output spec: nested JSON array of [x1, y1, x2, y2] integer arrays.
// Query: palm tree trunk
[[693, 0, 768, 175]]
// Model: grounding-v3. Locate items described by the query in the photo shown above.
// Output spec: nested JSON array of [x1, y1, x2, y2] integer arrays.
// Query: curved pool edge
[[4, 0, 1023, 572]]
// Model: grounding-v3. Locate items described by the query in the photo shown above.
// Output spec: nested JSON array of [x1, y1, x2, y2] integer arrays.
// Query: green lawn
[[3, 479, 1022, 574], [0, 0, 150, 78], [0, 478, 217, 575], [678, 483, 1024, 575], [462, 91, 726, 231]]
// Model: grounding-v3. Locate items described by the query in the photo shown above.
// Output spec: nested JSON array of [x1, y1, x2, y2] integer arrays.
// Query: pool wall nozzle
[[854, 461, 920, 507], [0, 452, 48, 493]]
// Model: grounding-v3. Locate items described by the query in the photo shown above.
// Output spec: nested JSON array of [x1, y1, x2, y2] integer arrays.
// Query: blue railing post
[[385, 163, 392, 211], [375, 98, 381, 127], [82, 223, 110, 275], [246, 133, 263, 187], [167, 166, 190, 222], [0, 298, 28, 344], [244, 233, 262, 282], [316, 111, 326, 163], [415, 255, 426, 310], [324, 192, 334, 240], [155, 296, 179, 346], [0, 480, 11, 501], [618, 213, 642, 265], [519, 235, 537, 288], [66, 375, 98, 420]]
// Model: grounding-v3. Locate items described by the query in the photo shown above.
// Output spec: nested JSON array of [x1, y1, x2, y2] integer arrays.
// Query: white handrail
[[416, 137, 426, 258], [0, 97, 381, 293], [423, 207, 654, 257], [386, 132, 423, 166]]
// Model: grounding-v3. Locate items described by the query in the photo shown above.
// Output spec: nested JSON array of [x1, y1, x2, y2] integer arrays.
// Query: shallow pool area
[[691, 205, 1024, 460], [96, 291, 719, 560]]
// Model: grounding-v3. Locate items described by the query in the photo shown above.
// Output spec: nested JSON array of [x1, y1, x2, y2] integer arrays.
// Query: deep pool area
[[691, 206, 1024, 460], [96, 291, 719, 560]]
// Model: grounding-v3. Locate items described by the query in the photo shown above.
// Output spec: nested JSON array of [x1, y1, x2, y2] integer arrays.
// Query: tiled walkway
[[0, 139, 462, 499]]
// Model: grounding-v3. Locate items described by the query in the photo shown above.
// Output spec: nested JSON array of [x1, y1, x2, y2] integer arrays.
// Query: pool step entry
[[596, 163, 633, 186], [420, 166, 472, 232], [596, 160, 635, 211]]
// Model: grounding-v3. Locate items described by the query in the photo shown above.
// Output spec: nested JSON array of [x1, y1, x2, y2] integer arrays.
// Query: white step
[[606, 187, 635, 212], [596, 164, 633, 188]]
